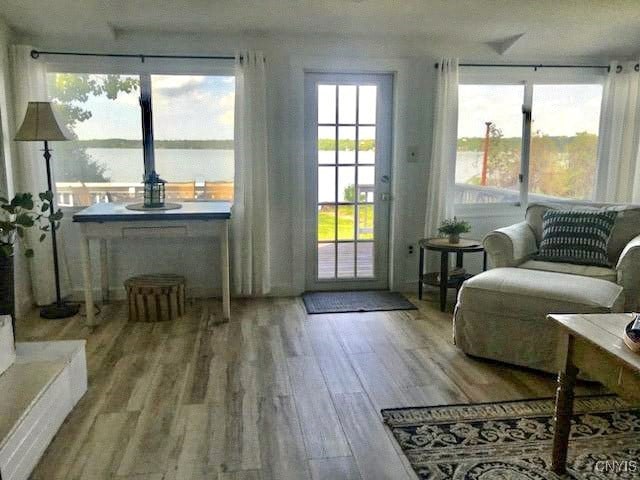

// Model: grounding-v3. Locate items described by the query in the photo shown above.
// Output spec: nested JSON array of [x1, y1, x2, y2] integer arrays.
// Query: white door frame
[[304, 72, 393, 291]]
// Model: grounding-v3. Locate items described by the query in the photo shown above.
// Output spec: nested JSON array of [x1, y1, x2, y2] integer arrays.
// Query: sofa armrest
[[483, 221, 537, 268], [616, 233, 640, 311]]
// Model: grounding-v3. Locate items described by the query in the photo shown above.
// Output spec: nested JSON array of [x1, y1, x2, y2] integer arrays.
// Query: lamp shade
[[14, 101, 70, 141]]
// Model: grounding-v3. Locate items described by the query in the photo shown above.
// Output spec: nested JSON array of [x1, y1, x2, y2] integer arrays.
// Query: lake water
[[86, 147, 481, 195], [87, 148, 235, 183], [456, 151, 483, 183]]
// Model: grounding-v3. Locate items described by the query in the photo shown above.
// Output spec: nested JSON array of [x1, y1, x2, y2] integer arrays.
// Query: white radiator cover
[[0, 315, 15, 377]]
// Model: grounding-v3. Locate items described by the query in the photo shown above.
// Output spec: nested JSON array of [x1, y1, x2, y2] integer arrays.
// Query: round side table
[[418, 238, 486, 312]]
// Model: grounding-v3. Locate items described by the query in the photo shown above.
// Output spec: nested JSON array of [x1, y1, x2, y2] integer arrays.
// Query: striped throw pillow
[[533, 209, 618, 267]]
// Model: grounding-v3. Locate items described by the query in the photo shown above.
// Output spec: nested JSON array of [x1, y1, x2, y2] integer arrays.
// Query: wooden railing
[[455, 183, 586, 204], [56, 181, 233, 206]]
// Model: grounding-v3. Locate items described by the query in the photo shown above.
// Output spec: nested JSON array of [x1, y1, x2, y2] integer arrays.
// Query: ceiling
[[2, 0, 640, 58]]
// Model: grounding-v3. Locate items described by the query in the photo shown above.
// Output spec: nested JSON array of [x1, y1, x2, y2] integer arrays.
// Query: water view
[[86, 148, 234, 183]]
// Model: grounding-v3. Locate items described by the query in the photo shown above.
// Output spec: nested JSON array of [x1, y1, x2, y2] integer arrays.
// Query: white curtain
[[10, 45, 71, 305], [232, 51, 271, 296], [424, 58, 458, 238], [594, 60, 640, 203]]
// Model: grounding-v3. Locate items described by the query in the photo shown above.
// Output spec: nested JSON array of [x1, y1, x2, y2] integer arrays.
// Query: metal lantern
[[143, 170, 166, 208]]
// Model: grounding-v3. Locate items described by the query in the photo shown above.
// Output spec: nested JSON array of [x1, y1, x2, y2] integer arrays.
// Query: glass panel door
[[305, 74, 392, 290]]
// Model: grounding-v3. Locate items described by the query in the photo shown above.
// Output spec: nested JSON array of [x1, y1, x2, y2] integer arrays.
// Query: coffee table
[[548, 313, 640, 474]]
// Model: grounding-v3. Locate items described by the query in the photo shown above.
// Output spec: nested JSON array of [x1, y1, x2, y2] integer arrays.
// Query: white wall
[[6, 30, 607, 303]]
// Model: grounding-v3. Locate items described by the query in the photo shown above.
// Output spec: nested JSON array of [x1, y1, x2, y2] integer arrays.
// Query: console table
[[73, 202, 231, 326], [548, 313, 640, 474]]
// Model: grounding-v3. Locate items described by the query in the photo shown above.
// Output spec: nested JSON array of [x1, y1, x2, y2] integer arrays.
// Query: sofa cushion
[[518, 260, 618, 282], [526, 202, 640, 265], [533, 209, 617, 267], [459, 267, 624, 318]]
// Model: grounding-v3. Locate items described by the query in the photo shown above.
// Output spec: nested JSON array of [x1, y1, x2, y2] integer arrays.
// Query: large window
[[47, 72, 234, 206], [456, 76, 603, 205]]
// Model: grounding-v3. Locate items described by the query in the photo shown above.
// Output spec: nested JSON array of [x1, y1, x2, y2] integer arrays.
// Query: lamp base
[[40, 302, 80, 320]]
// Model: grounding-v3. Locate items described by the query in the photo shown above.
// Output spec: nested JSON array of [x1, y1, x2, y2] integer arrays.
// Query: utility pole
[[481, 121, 492, 186]]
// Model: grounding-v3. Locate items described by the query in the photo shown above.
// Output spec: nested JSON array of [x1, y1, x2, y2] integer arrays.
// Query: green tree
[[47, 73, 139, 182], [343, 184, 367, 202]]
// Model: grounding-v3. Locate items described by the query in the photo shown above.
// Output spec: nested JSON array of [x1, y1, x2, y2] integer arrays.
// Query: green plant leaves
[[0, 191, 62, 258], [15, 213, 35, 227], [39, 191, 54, 202], [0, 244, 13, 257]]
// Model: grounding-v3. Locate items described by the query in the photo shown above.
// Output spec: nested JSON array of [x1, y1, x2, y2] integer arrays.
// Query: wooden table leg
[[439, 251, 448, 312], [418, 246, 424, 300], [79, 235, 96, 326], [552, 334, 578, 474], [99, 239, 109, 304], [220, 220, 231, 321]]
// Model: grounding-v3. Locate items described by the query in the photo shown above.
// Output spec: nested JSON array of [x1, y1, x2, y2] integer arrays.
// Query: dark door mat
[[302, 290, 417, 314]]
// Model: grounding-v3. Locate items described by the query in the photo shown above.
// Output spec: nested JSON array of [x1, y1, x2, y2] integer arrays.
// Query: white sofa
[[454, 202, 640, 373]]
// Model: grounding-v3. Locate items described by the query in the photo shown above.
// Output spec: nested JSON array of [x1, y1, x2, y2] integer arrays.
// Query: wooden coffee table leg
[[418, 246, 424, 300], [439, 251, 448, 311], [552, 335, 578, 474]]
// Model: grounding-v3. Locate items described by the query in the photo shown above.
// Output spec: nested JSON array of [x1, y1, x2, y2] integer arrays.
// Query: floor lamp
[[15, 101, 80, 319]]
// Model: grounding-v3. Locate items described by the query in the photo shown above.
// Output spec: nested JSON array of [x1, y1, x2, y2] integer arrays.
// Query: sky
[[458, 84, 603, 138], [62, 77, 600, 142], [65, 74, 235, 140]]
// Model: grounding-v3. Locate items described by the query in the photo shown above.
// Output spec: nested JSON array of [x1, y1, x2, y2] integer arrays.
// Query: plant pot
[[0, 254, 15, 334], [448, 234, 460, 244]]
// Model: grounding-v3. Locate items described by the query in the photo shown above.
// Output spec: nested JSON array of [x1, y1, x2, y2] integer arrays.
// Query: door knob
[[380, 175, 390, 184]]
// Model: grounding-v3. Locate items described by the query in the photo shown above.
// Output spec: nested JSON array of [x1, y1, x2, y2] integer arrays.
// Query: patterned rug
[[382, 396, 640, 479]]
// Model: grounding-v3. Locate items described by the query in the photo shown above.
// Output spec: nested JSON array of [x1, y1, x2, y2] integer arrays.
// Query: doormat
[[302, 290, 417, 314], [382, 395, 639, 480]]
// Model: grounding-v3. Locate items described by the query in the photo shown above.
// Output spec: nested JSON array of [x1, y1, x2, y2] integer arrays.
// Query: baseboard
[[69, 283, 302, 302]]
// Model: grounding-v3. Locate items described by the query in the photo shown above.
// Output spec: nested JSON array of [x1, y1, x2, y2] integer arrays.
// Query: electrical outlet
[[407, 244, 414, 255]]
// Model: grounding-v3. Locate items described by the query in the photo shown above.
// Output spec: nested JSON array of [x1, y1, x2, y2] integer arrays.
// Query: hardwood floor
[[17, 293, 603, 480]]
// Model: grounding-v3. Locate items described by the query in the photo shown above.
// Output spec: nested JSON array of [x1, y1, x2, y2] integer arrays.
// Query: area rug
[[302, 290, 417, 314], [382, 396, 640, 479]]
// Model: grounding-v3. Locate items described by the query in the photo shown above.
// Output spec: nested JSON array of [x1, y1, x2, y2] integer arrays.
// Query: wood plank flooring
[[16, 294, 604, 480]]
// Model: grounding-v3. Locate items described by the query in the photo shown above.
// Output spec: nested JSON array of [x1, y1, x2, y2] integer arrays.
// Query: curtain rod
[[434, 62, 614, 71], [30, 49, 237, 63]]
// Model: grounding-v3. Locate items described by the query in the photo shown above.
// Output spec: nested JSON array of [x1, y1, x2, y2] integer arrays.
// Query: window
[[529, 84, 602, 200], [457, 85, 523, 204], [47, 72, 234, 206], [455, 75, 604, 205]]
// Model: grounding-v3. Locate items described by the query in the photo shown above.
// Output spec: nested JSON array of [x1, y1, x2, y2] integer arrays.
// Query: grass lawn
[[318, 205, 374, 241]]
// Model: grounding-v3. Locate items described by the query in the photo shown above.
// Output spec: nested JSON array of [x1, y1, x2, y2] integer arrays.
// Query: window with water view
[[456, 82, 603, 204], [48, 73, 235, 206]]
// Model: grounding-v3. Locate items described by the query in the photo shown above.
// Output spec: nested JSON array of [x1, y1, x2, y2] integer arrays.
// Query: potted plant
[[438, 217, 471, 244], [0, 192, 62, 331]]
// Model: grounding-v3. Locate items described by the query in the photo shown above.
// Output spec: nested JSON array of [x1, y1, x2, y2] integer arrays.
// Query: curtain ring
[[616, 65, 623, 73]]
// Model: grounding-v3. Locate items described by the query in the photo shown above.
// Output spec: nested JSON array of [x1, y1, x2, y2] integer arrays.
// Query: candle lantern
[[143, 170, 166, 208]]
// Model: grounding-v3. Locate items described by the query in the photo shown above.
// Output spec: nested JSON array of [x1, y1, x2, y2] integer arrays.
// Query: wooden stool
[[124, 274, 185, 322]]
